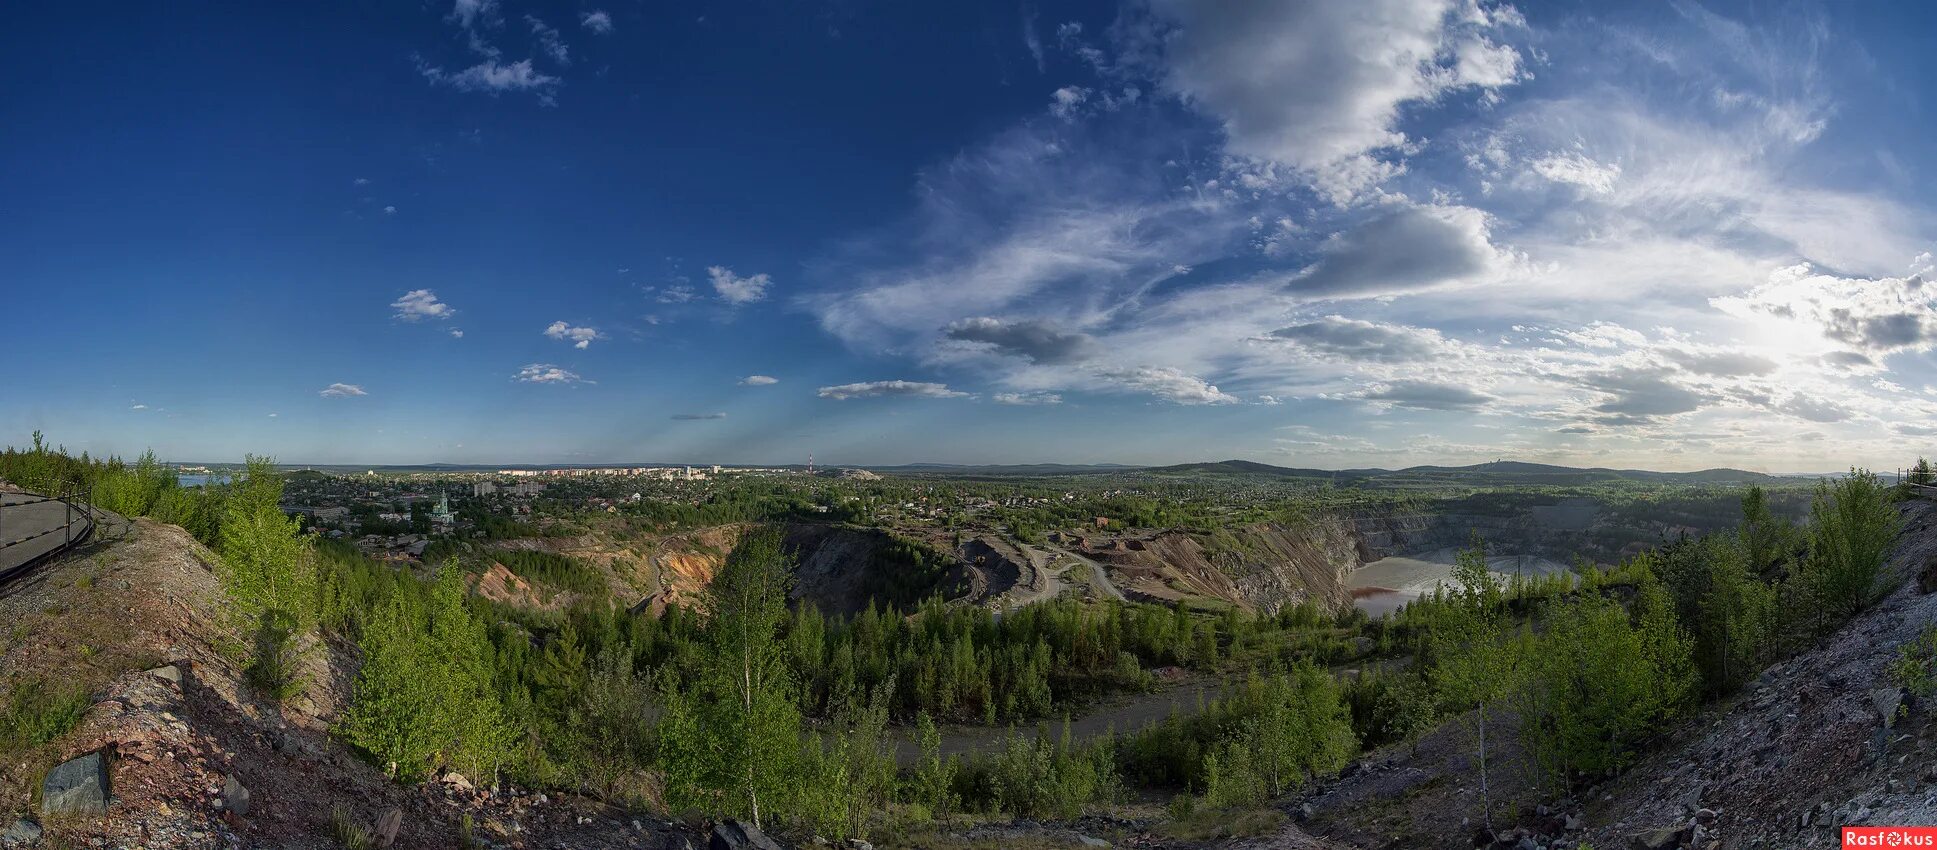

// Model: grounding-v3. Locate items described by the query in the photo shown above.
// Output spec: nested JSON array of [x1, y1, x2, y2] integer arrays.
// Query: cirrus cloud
[[320, 383, 367, 398]]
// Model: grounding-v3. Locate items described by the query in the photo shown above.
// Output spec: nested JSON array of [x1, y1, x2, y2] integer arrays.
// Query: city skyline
[[7, 1, 1937, 471]]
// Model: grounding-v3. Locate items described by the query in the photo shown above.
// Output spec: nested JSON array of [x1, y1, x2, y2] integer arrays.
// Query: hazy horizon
[[8, 1, 1937, 472]]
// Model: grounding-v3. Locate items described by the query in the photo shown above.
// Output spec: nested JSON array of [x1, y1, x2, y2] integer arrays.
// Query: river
[[1349, 545, 1572, 617]]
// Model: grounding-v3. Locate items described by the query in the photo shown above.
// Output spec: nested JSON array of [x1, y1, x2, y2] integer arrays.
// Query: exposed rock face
[[1069, 521, 1359, 613], [41, 751, 110, 815]]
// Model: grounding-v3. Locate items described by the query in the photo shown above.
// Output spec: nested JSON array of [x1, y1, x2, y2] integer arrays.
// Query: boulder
[[1, 819, 42, 846], [41, 751, 110, 815], [147, 664, 182, 684], [1872, 687, 1904, 728], [710, 820, 785, 850], [1630, 826, 1685, 850], [221, 775, 251, 816], [375, 807, 403, 848]]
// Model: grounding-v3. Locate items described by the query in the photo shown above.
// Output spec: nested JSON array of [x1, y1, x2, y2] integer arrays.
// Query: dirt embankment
[[1, 518, 706, 849]]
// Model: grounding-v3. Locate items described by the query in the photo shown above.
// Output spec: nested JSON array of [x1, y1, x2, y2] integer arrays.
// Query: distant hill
[[1146, 459, 1787, 486], [876, 463, 1141, 477]]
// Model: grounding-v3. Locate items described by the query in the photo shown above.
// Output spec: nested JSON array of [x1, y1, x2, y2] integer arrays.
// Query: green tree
[[1737, 485, 1791, 571], [909, 711, 957, 823], [658, 529, 802, 828], [340, 564, 512, 782], [1805, 469, 1900, 622], [218, 455, 316, 698], [1519, 592, 1694, 786], [1431, 539, 1523, 830]]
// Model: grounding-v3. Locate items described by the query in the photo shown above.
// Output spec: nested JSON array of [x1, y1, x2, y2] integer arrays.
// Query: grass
[[329, 805, 375, 850], [0, 676, 92, 755]]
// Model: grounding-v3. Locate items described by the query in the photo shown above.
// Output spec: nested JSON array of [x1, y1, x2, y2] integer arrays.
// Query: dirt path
[[1046, 544, 1129, 602]]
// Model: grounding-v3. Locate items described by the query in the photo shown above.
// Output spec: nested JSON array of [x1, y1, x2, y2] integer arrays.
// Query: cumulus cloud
[[391, 289, 455, 321], [449, 329, 465, 338], [544, 321, 603, 349], [1361, 379, 1492, 410], [1716, 265, 1937, 358], [709, 266, 771, 304], [817, 380, 968, 400], [1095, 366, 1238, 405], [1286, 205, 1503, 299], [580, 10, 613, 33], [1778, 394, 1854, 423], [514, 364, 587, 384], [944, 317, 1096, 364], [993, 392, 1063, 405], [739, 375, 779, 386], [1265, 316, 1444, 362], [320, 383, 367, 398], [1148, 0, 1524, 198], [671, 412, 727, 420], [1578, 369, 1710, 418]]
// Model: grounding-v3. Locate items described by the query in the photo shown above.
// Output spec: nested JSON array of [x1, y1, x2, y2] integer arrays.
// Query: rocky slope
[[1229, 498, 1937, 850]]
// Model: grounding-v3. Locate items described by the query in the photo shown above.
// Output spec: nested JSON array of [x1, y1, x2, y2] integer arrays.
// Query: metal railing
[[0, 476, 99, 583]]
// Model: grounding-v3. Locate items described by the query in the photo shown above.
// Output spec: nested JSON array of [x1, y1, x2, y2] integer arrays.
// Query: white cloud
[[1050, 86, 1089, 120], [581, 10, 612, 34], [526, 16, 569, 65], [353, 177, 370, 186], [1094, 366, 1238, 405], [129, 403, 148, 411], [383, 205, 397, 215], [817, 380, 968, 400], [449, 329, 465, 338], [420, 59, 560, 98], [738, 375, 779, 386], [1358, 379, 1494, 411], [449, 0, 497, 29], [1286, 204, 1508, 300], [544, 321, 604, 349], [1147, 0, 1524, 199], [268, 412, 279, 418], [1716, 264, 1937, 359], [1530, 152, 1621, 194], [671, 412, 727, 420], [320, 383, 367, 398], [391, 289, 455, 321], [514, 364, 587, 384], [993, 392, 1063, 405], [709, 266, 772, 304]]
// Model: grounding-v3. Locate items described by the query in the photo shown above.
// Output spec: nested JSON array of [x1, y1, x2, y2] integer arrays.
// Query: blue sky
[[5, 1, 1937, 470]]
